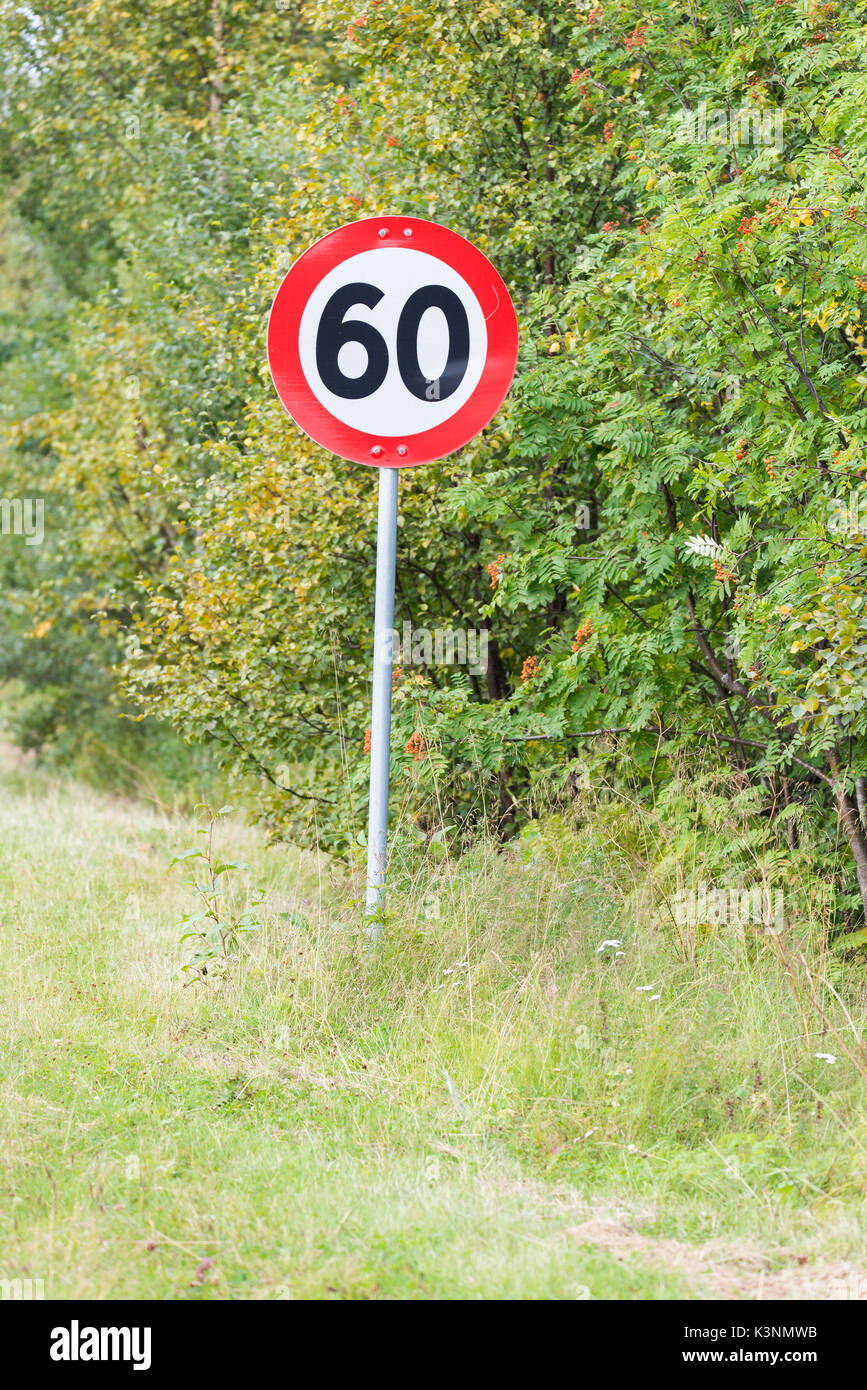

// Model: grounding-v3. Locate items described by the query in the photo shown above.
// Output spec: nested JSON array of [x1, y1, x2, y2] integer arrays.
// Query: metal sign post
[[365, 465, 398, 940]]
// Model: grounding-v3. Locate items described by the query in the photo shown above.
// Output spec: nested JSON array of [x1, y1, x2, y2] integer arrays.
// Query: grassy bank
[[2, 754, 867, 1300]]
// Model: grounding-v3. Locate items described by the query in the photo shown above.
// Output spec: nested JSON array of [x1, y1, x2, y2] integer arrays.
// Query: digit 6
[[315, 283, 388, 400]]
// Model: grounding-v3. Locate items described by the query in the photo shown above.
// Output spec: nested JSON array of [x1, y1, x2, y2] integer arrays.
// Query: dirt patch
[[177, 1045, 363, 1092], [0, 742, 36, 772], [565, 1215, 867, 1299]]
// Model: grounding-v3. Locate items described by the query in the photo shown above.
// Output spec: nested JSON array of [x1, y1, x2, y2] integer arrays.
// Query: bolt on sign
[[267, 216, 518, 942]]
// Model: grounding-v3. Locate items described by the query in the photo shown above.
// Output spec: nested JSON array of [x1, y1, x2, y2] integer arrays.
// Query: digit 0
[[396, 285, 470, 402]]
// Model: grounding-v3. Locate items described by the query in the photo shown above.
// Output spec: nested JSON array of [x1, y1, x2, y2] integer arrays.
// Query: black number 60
[[315, 281, 470, 402]]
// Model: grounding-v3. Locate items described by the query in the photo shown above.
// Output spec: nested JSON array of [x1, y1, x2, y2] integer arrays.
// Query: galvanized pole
[[365, 464, 399, 944]]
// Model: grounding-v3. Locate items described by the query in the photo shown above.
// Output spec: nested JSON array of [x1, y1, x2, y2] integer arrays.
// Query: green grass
[[2, 756, 867, 1300]]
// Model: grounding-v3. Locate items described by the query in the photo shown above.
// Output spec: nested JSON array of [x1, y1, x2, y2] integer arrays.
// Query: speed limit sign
[[266, 217, 518, 944], [267, 216, 518, 466]]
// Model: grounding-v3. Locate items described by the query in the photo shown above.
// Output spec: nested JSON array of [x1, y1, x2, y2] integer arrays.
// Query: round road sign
[[267, 216, 518, 467]]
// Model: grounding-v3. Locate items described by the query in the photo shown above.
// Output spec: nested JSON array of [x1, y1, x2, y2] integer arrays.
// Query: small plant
[[172, 804, 264, 986]]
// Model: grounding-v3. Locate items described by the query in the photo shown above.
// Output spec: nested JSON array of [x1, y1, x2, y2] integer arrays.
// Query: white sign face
[[297, 248, 488, 437]]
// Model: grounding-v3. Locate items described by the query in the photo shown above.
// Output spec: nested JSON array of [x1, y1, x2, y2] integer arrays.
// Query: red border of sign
[[266, 216, 519, 468]]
